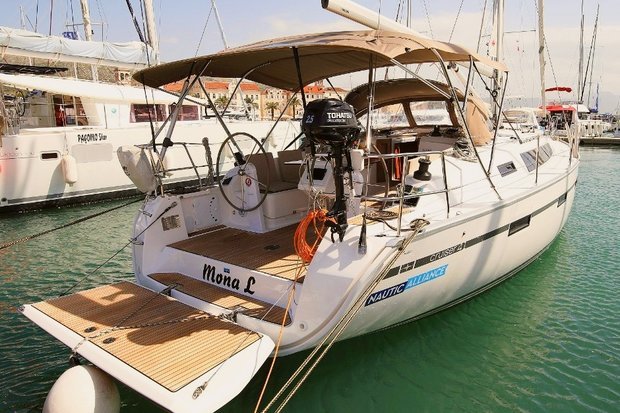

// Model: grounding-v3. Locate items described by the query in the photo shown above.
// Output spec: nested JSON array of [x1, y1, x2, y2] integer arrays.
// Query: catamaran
[[20, 1, 579, 412], [0, 25, 298, 213]]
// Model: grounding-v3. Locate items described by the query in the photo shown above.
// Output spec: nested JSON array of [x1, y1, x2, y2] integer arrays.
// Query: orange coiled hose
[[294, 208, 335, 264]]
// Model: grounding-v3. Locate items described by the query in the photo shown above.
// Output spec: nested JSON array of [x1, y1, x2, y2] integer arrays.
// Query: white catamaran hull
[[0, 120, 298, 212]]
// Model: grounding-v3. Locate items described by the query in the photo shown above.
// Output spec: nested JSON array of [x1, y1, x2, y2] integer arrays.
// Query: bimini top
[[134, 30, 507, 91]]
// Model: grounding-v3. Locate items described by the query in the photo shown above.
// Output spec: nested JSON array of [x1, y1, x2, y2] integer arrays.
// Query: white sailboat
[[20, 1, 579, 412]]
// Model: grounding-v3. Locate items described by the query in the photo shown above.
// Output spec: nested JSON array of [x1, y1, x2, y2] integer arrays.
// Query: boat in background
[[0, 64, 298, 213], [0, 19, 298, 213]]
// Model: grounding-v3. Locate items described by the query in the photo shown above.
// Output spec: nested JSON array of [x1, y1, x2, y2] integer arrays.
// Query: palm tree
[[244, 96, 259, 119], [289, 95, 301, 118], [214, 96, 229, 111], [244, 96, 258, 110], [265, 101, 279, 120]]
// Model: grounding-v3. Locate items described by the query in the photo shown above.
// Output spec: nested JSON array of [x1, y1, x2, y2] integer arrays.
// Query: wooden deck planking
[[169, 224, 309, 281], [32, 282, 260, 392], [149, 272, 291, 325]]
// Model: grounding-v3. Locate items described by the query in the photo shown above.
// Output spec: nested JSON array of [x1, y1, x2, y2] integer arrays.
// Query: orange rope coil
[[294, 208, 335, 264]]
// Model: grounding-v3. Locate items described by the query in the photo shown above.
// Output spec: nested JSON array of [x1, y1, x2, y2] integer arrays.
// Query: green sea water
[[1, 147, 618, 412]]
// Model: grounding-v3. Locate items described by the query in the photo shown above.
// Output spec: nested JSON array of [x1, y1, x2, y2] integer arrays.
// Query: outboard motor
[[302, 99, 360, 241]]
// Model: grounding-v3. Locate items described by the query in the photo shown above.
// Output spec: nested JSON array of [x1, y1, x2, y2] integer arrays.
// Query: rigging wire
[[532, 0, 575, 142], [261, 219, 430, 413], [69, 0, 77, 34], [448, 0, 465, 42], [56, 197, 177, 297], [125, 0, 146, 43], [195, 3, 215, 57], [476, 0, 489, 53], [94, 0, 107, 40], [421, 0, 434, 39], [0, 197, 142, 251]]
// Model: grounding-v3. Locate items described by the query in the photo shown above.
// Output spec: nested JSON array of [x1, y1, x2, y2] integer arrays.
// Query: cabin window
[[557, 192, 567, 206], [410, 101, 452, 126], [41, 151, 60, 160], [130, 104, 165, 123], [169, 104, 199, 121], [359, 103, 409, 129], [520, 143, 553, 172], [53, 96, 88, 126]]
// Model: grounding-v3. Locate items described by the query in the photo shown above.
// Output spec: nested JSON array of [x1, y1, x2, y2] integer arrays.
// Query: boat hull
[[0, 120, 298, 213]]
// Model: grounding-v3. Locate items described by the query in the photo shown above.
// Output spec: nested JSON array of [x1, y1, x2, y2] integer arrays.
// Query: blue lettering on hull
[[365, 264, 449, 306]]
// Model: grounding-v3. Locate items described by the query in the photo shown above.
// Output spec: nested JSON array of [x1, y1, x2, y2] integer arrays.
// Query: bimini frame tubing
[[156, 61, 211, 162], [429, 48, 502, 201], [388, 51, 501, 200]]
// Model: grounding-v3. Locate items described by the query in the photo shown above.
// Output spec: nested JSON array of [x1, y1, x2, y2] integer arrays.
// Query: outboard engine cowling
[[302, 99, 359, 145], [302, 99, 360, 241]]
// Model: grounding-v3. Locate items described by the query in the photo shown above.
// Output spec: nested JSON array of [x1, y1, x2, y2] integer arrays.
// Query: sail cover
[[0, 26, 155, 69]]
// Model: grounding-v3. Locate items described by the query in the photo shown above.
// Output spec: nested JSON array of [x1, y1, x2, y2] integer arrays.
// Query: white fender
[[61, 154, 79, 185], [117, 146, 157, 193], [43, 365, 120, 413]]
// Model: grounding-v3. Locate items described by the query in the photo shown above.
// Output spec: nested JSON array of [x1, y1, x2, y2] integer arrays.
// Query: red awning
[[545, 86, 572, 93], [543, 104, 576, 112]]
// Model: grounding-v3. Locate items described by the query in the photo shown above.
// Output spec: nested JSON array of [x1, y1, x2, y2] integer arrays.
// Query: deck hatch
[[497, 161, 517, 177]]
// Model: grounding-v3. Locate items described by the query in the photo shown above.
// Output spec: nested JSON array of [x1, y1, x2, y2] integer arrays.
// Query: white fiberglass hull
[[127, 136, 578, 357]]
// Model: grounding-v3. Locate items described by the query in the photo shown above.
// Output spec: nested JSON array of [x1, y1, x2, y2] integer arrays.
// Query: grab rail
[[137, 141, 216, 192], [361, 150, 451, 235]]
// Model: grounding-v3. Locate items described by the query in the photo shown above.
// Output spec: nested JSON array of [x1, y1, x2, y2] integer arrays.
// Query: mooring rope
[[56, 199, 178, 297], [0, 197, 143, 251], [261, 218, 430, 413]]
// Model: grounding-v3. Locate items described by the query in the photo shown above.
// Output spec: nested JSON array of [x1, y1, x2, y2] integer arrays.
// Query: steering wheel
[[216, 132, 271, 213]]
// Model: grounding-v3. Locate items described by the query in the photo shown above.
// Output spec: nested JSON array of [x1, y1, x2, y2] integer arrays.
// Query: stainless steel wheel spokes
[[216, 132, 271, 213]]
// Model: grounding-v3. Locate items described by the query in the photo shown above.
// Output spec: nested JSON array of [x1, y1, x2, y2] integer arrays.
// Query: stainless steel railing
[[361, 150, 451, 235]]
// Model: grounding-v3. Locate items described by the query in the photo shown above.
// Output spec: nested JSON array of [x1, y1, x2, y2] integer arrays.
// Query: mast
[[490, 0, 504, 121], [78, 0, 97, 80], [79, 0, 93, 41], [211, 0, 229, 49], [538, 0, 546, 117], [143, 0, 160, 64], [577, 0, 584, 103], [585, 4, 599, 108]]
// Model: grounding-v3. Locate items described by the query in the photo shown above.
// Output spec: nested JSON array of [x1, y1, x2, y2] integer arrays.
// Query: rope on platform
[[0, 197, 143, 251]]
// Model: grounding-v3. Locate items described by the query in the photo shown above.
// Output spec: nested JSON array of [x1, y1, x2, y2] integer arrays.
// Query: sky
[[1, 0, 618, 112]]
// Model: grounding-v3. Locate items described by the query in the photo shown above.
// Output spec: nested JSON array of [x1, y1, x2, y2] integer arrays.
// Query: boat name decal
[[365, 264, 448, 306], [203, 264, 255, 294], [77, 133, 107, 143]]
